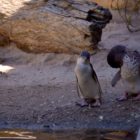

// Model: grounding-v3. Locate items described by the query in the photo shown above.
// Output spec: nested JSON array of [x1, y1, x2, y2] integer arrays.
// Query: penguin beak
[[81, 56, 90, 62]]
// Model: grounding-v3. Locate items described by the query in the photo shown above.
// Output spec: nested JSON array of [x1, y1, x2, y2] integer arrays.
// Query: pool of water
[[0, 129, 136, 140]]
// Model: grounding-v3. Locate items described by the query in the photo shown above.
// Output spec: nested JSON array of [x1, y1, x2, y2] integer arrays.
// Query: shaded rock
[[0, 34, 10, 46], [0, 0, 112, 53]]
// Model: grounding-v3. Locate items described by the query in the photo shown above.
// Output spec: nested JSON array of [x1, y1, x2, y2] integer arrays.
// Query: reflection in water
[[0, 129, 136, 140], [0, 131, 36, 139]]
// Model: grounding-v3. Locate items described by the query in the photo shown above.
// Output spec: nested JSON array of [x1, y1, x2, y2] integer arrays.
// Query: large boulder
[[0, 0, 112, 54]]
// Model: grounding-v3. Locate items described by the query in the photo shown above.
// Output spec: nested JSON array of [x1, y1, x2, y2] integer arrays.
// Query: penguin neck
[[77, 57, 89, 65]]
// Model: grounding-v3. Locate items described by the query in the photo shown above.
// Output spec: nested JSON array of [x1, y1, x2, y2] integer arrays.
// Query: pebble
[[99, 115, 104, 121]]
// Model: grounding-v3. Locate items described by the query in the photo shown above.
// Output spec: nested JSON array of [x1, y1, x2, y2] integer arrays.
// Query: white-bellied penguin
[[107, 45, 140, 101], [74, 50, 102, 107]]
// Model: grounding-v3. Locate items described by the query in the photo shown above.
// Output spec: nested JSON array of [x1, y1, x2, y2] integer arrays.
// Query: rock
[[0, 0, 112, 54], [92, 0, 140, 10], [99, 115, 104, 121], [0, 34, 10, 46]]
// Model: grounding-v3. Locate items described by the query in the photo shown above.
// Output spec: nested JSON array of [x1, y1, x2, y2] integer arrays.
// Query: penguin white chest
[[75, 63, 92, 82], [75, 63, 100, 99]]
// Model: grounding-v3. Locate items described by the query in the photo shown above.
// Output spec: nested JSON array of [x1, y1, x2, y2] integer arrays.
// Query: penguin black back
[[107, 45, 126, 68]]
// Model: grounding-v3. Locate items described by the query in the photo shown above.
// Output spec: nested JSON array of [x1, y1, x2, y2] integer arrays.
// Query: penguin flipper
[[111, 70, 121, 87], [90, 64, 102, 95], [75, 76, 83, 98]]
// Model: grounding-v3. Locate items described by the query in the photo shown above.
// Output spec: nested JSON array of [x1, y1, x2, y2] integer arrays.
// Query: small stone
[[99, 115, 104, 121], [127, 119, 131, 123], [135, 114, 140, 119], [131, 113, 135, 117], [51, 101, 55, 104]]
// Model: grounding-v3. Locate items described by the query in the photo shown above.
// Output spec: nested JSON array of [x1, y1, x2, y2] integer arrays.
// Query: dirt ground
[[0, 16, 140, 131]]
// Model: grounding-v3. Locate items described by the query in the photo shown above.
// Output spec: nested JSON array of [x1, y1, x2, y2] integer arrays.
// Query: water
[[0, 129, 136, 140]]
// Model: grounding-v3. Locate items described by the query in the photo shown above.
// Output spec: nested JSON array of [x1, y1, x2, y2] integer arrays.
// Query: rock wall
[[0, 0, 112, 54]]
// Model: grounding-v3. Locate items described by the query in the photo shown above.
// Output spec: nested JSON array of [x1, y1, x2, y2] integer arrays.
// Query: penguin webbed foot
[[75, 99, 89, 107], [90, 99, 101, 107], [132, 93, 140, 101], [116, 92, 128, 101], [116, 92, 139, 101], [76, 98, 101, 108]]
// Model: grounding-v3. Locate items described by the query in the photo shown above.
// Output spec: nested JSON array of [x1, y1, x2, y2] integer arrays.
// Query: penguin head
[[77, 50, 90, 64], [80, 50, 90, 59], [80, 50, 90, 63], [107, 45, 126, 68]]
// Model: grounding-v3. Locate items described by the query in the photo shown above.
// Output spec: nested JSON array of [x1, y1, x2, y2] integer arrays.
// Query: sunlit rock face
[[91, 0, 139, 10], [0, 0, 112, 54], [90, 0, 124, 9]]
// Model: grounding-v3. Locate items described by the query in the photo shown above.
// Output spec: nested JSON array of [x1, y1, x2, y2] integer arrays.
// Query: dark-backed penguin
[[74, 50, 102, 107], [107, 45, 140, 101]]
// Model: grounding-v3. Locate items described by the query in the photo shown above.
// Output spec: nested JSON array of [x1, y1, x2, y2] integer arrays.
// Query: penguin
[[107, 45, 140, 101], [74, 50, 102, 107]]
